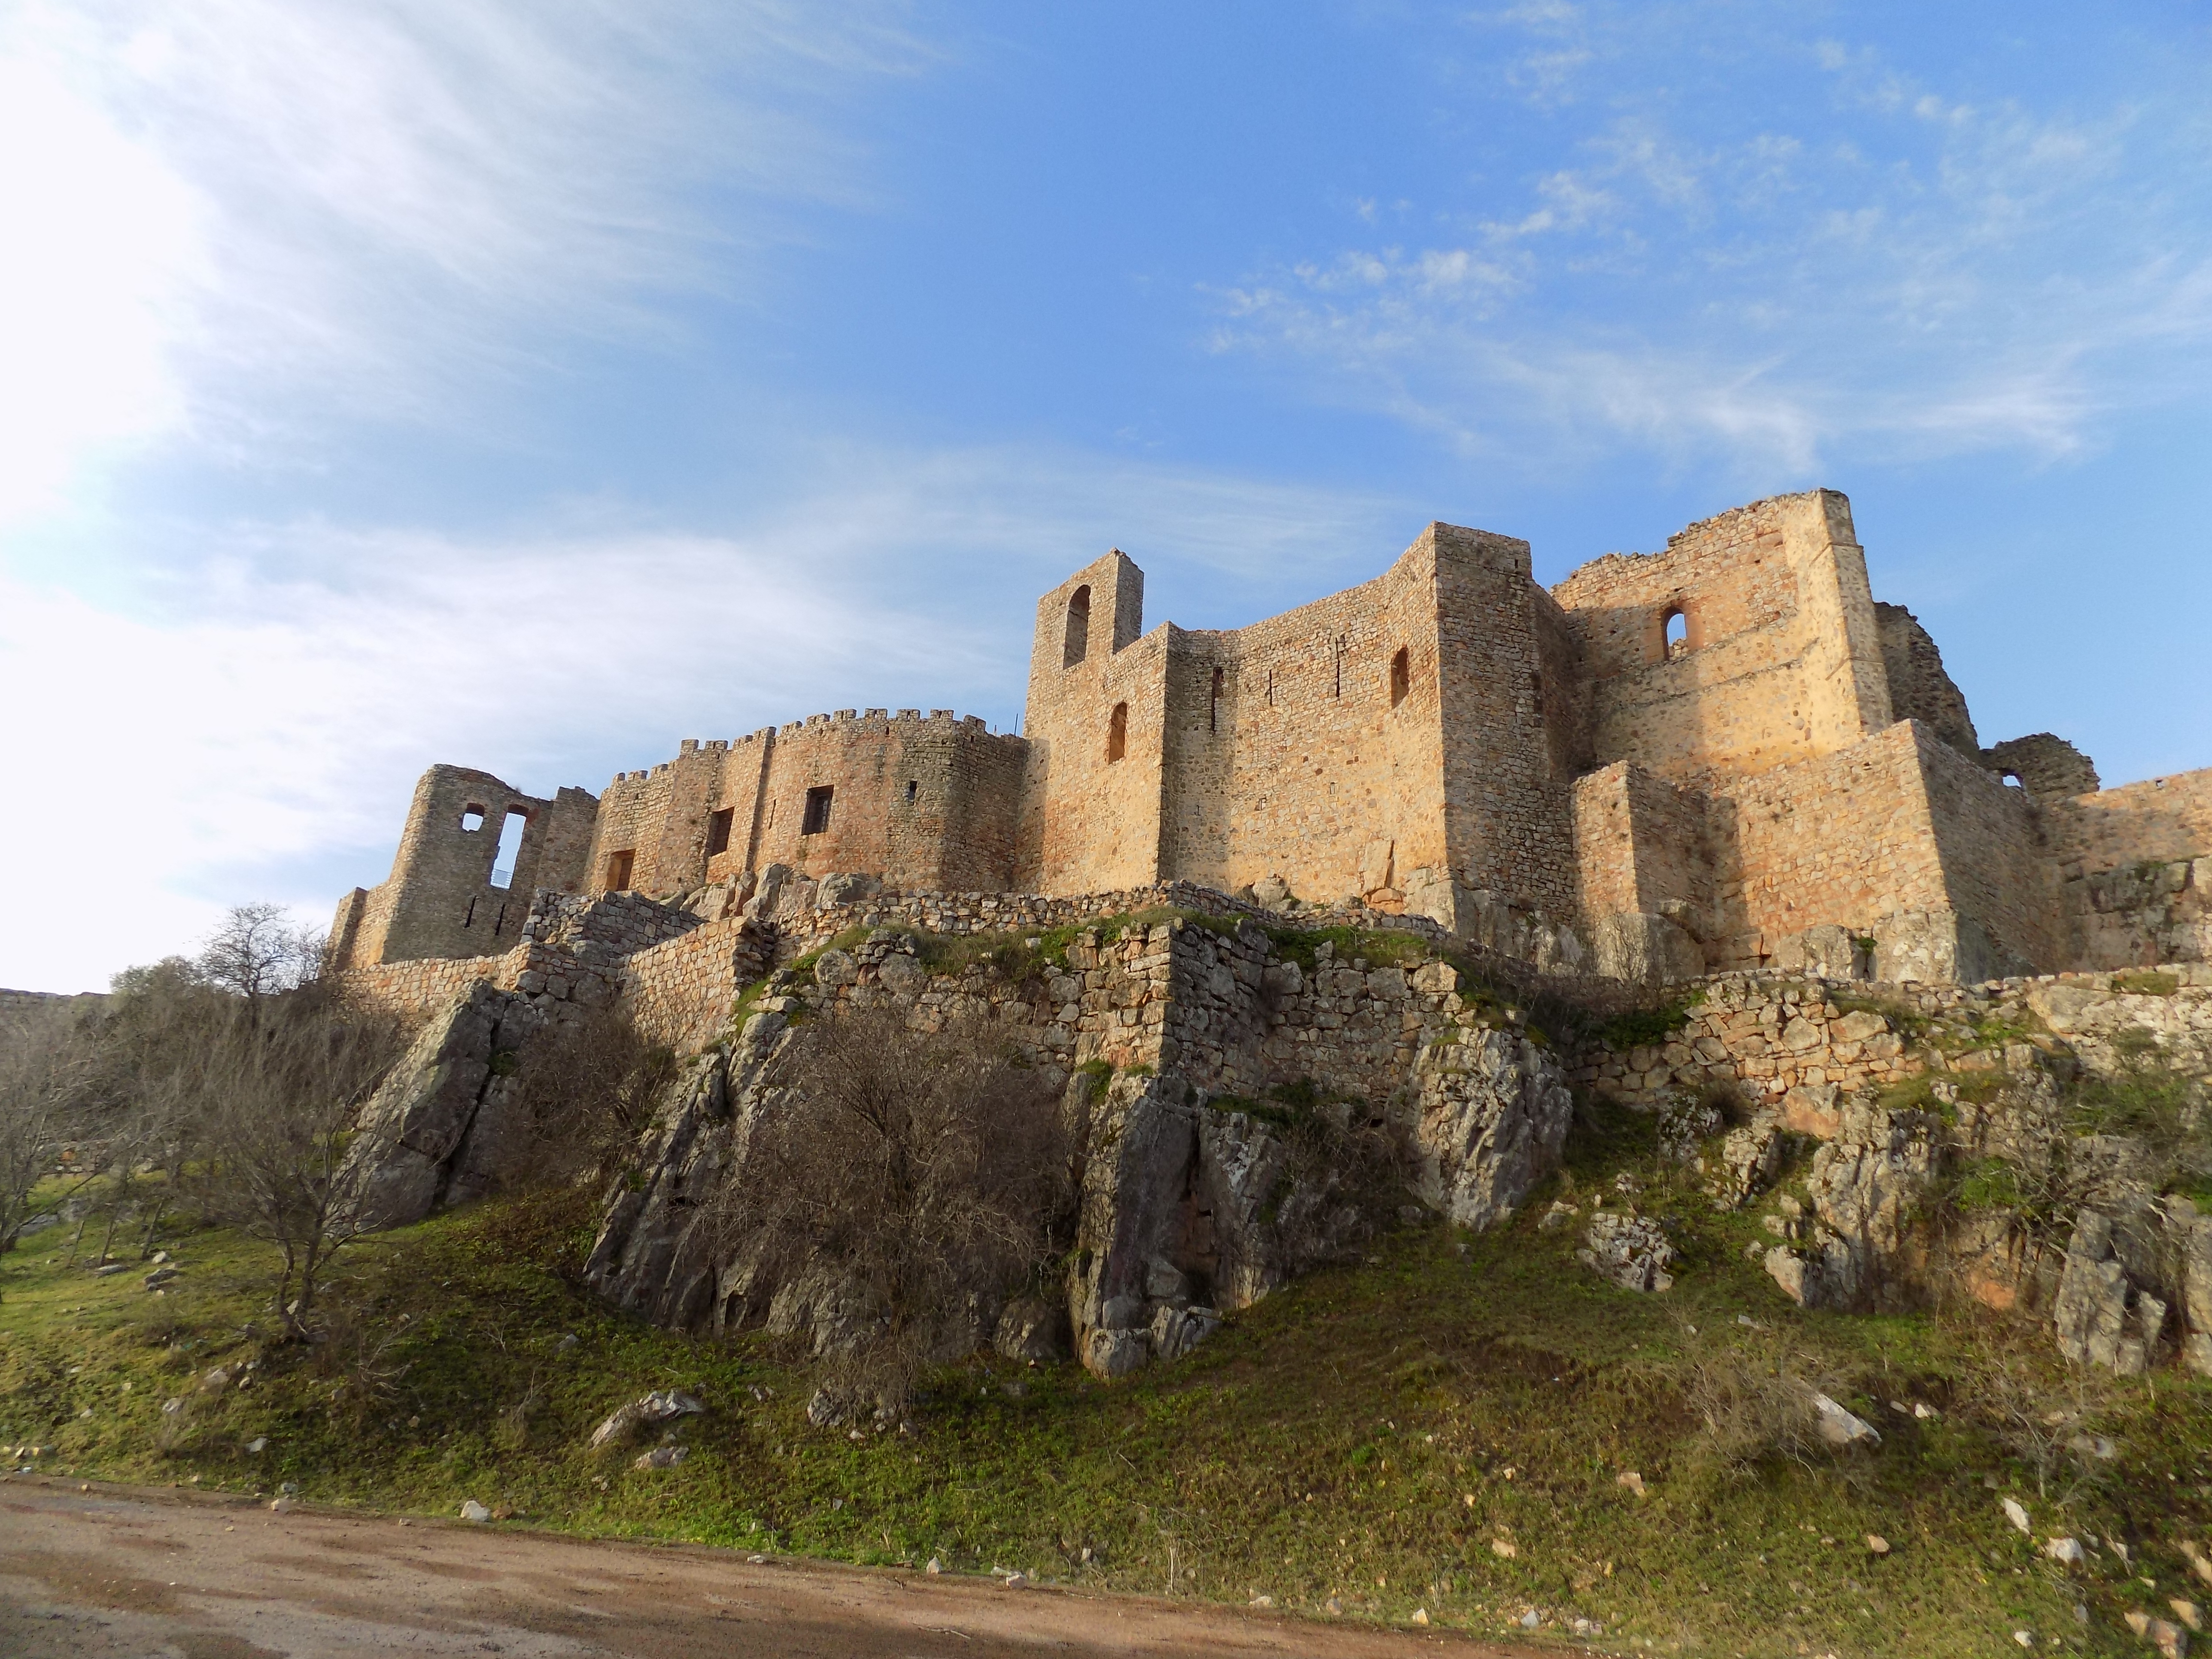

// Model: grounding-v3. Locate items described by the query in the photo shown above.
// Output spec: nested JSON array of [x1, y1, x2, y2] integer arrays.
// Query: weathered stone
[[1412, 1029, 1574, 1231], [1577, 1211, 1677, 1292]]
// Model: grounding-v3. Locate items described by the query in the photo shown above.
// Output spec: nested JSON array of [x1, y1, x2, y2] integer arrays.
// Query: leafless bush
[[0, 1001, 103, 1252], [501, 1004, 677, 1190], [1680, 1332, 1853, 1478], [180, 982, 407, 1340], [714, 1009, 1070, 1413], [1963, 1343, 2115, 1501]]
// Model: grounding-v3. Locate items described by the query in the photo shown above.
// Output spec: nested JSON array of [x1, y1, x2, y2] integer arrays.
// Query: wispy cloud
[[0, 0, 927, 515], [0, 444, 1403, 989], [1212, 22, 2212, 481]]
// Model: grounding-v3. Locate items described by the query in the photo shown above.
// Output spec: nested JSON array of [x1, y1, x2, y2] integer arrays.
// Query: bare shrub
[[1963, 1343, 2116, 1501], [714, 1009, 1070, 1413], [182, 982, 407, 1340], [1680, 1332, 1853, 1477], [502, 1005, 677, 1191], [0, 1000, 103, 1252]]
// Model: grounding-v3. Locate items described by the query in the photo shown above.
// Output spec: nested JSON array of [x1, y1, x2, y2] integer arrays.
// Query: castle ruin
[[329, 489, 2212, 987]]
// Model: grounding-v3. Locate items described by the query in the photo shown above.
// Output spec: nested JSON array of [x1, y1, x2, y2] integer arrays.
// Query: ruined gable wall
[[346, 765, 586, 967], [1551, 491, 1893, 792], [1161, 541, 1451, 905], [1019, 551, 1172, 894], [1875, 602, 1982, 760], [1434, 526, 1582, 923], [750, 710, 1025, 891]]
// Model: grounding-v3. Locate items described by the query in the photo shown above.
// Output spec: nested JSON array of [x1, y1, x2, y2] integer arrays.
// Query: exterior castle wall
[[329, 488, 2212, 987]]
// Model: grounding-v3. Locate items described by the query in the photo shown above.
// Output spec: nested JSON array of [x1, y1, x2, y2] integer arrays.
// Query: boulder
[[1704, 1113, 1788, 1209], [817, 872, 881, 908], [993, 1295, 1070, 1364], [2052, 1210, 2165, 1374], [1764, 1099, 1940, 1312]]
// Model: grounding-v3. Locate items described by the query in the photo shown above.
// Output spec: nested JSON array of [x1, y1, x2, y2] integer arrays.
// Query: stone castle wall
[[328, 487, 2212, 991], [1550, 491, 1891, 793]]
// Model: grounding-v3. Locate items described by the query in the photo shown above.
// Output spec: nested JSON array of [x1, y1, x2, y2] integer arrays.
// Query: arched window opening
[[1107, 701, 1128, 763], [1210, 666, 1224, 732], [1389, 647, 1410, 708], [1663, 607, 1690, 661], [1063, 585, 1092, 668]]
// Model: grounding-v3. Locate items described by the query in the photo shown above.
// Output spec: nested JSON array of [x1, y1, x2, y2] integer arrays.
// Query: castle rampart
[[329, 489, 2212, 989]]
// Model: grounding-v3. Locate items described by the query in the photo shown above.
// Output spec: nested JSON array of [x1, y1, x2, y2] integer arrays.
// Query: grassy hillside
[[2, 1116, 2205, 1658]]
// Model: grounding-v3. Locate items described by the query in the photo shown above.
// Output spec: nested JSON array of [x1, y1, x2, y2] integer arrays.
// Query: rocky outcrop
[[1066, 1073, 1370, 1379], [1411, 1028, 1575, 1230], [345, 984, 544, 1228], [1762, 1098, 1941, 1312], [1590, 912, 1704, 986]]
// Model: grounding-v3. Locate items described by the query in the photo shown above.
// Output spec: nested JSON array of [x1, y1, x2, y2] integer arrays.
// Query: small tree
[[0, 1002, 102, 1252], [715, 1009, 1070, 1412], [196, 902, 322, 1006]]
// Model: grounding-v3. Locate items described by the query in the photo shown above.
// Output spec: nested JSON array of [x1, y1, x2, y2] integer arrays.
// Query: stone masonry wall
[[1551, 491, 1892, 794], [1576, 960, 2212, 1129], [1705, 720, 1950, 970]]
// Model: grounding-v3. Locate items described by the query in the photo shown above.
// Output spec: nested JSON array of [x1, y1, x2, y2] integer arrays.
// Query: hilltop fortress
[[330, 489, 2211, 987]]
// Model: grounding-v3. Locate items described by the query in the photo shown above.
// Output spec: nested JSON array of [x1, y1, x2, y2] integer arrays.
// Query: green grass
[[4, 1155, 2205, 1656], [2111, 971, 2182, 999]]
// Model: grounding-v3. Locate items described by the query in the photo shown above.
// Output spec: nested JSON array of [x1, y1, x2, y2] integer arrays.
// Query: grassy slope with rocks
[[3, 1106, 2208, 1659]]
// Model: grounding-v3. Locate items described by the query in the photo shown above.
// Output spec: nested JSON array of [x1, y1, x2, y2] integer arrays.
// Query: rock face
[[1590, 912, 1705, 986], [346, 985, 543, 1228], [1411, 1029, 1576, 1231], [1066, 1073, 1371, 1380], [1762, 1098, 1941, 1312]]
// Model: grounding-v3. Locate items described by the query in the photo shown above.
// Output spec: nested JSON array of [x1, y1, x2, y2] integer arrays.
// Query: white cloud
[[0, 0, 924, 517], [0, 446, 1403, 991]]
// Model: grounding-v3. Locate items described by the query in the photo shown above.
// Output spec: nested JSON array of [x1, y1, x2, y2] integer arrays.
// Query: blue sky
[[3, 1, 2208, 991]]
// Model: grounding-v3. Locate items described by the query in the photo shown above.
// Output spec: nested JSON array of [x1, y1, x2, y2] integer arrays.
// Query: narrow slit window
[[704, 806, 734, 858], [605, 848, 635, 891], [1334, 635, 1346, 697], [489, 808, 526, 889], [1107, 701, 1128, 763], [904, 780, 918, 805], [1063, 584, 1091, 667], [802, 785, 835, 835], [1209, 666, 1224, 732], [1530, 670, 1545, 716], [1389, 647, 1410, 708], [463, 896, 477, 928]]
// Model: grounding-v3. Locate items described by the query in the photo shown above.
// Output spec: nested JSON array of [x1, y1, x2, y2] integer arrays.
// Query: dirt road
[[0, 1475, 1533, 1657]]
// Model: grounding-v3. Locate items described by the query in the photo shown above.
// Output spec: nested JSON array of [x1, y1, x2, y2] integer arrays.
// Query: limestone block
[[1412, 1029, 1574, 1231]]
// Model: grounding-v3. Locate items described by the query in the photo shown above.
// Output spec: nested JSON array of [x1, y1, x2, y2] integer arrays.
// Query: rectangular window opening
[[802, 785, 835, 836], [705, 806, 735, 858], [904, 780, 918, 805], [605, 848, 635, 891], [489, 808, 527, 889]]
